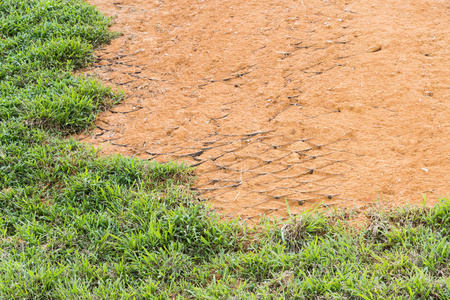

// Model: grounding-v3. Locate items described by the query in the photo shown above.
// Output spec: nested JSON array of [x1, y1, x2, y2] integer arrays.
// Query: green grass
[[0, 0, 120, 132], [1, 0, 450, 299]]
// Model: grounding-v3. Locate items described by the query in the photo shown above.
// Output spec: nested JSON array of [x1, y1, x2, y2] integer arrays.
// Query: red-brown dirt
[[79, 0, 450, 222]]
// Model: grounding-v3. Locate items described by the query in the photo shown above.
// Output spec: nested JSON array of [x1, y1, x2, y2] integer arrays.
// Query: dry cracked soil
[[79, 0, 450, 222]]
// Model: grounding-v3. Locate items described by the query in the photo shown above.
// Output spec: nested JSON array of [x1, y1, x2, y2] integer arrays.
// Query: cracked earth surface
[[79, 0, 450, 221]]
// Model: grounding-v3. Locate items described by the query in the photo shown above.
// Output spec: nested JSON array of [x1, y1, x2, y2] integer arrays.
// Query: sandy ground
[[79, 0, 450, 221]]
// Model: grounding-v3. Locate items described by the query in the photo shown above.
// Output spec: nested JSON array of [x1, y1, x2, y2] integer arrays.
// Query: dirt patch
[[79, 0, 450, 222]]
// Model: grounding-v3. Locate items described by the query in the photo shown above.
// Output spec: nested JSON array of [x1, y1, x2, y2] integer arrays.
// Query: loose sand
[[79, 0, 450, 221]]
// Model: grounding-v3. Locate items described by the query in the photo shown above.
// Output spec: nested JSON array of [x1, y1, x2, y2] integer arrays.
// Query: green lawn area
[[1, 1, 450, 299]]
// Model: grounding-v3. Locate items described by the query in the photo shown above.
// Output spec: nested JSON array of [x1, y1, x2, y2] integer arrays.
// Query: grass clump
[[2, 0, 450, 299], [0, 0, 121, 132]]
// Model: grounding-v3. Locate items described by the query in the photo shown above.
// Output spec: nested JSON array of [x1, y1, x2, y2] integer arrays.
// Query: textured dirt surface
[[79, 0, 450, 221]]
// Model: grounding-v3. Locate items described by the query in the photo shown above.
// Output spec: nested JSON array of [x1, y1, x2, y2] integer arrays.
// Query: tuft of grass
[[0, 0, 121, 133], [1, 0, 450, 299]]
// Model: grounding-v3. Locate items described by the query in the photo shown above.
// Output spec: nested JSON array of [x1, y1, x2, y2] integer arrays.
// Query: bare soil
[[80, 0, 450, 221]]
